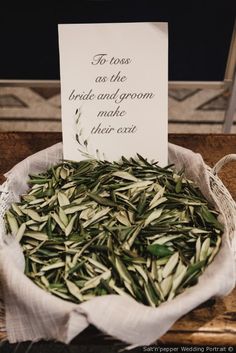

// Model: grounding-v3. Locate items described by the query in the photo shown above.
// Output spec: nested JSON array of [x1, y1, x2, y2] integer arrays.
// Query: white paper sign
[[58, 22, 168, 165]]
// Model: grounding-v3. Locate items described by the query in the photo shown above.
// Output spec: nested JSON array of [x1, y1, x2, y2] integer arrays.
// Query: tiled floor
[[0, 86, 231, 133]]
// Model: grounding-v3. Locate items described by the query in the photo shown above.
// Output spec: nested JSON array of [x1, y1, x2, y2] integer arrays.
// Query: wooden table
[[1, 132, 236, 350]]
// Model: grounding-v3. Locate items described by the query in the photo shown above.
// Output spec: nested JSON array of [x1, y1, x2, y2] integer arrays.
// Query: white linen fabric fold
[[0, 142, 235, 347]]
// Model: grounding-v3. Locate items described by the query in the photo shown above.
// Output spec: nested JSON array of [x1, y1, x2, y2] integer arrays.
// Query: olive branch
[[74, 108, 92, 159], [74, 107, 106, 160]]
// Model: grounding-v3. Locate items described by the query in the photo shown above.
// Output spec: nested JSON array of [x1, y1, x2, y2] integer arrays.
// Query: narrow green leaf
[[199, 238, 210, 261], [6, 211, 19, 235], [21, 209, 42, 222], [59, 207, 69, 226], [112, 171, 138, 182], [41, 261, 65, 272], [66, 280, 83, 301], [115, 257, 133, 285], [16, 223, 26, 242], [24, 231, 48, 241], [65, 214, 77, 236], [83, 207, 110, 228], [57, 191, 70, 207], [147, 244, 173, 258], [144, 208, 163, 227], [162, 252, 179, 278]]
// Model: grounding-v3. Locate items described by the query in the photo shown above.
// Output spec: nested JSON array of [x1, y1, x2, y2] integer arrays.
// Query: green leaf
[[112, 171, 138, 182], [147, 244, 173, 258], [21, 209, 42, 222], [144, 208, 163, 227], [66, 280, 83, 301], [65, 214, 77, 236], [115, 257, 133, 285], [41, 261, 65, 272], [83, 207, 110, 228], [12, 203, 23, 216], [175, 176, 182, 193], [24, 231, 48, 241], [6, 211, 19, 235], [201, 206, 224, 231], [199, 238, 210, 261], [87, 193, 118, 207], [59, 207, 69, 226], [80, 271, 111, 293], [16, 223, 26, 242], [64, 204, 88, 215], [160, 275, 173, 298], [57, 191, 70, 207], [162, 252, 179, 278], [185, 260, 206, 278], [115, 211, 131, 227]]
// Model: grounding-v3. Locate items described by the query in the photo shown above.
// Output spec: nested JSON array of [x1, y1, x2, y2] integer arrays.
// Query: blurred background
[[0, 1, 235, 133]]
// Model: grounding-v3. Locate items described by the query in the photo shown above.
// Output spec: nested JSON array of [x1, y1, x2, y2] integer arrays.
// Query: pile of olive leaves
[[5, 155, 223, 307]]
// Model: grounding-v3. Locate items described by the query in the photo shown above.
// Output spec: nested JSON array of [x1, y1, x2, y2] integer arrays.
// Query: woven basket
[[0, 152, 236, 343]]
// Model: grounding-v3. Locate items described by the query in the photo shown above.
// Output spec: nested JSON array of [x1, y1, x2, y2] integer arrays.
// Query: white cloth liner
[[0, 142, 235, 347]]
